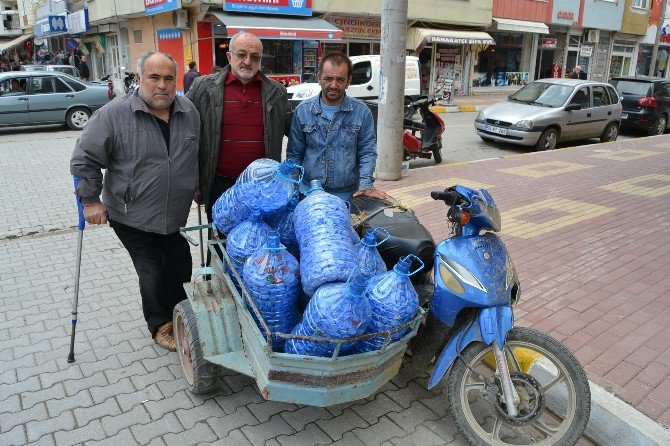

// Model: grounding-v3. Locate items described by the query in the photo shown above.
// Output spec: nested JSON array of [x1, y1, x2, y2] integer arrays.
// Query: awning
[[493, 18, 549, 34], [0, 33, 33, 54], [406, 27, 495, 51], [212, 11, 342, 40]]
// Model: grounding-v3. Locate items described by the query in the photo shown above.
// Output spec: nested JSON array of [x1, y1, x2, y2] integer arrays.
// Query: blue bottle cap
[[393, 256, 412, 276], [251, 210, 263, 221], [306, 180, 324, 194], [265, 230, 281, 249], [277, 159, 294, 176], [361, 229, 377, 247], [346, 274, 368, 297]]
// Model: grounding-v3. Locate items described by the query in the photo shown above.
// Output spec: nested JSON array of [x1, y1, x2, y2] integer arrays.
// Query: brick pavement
[[1, 126, 664, 444], [377, 136, 670, 428]]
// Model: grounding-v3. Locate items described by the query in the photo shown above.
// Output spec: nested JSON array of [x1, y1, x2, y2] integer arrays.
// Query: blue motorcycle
[[409, 185, 591, 446]]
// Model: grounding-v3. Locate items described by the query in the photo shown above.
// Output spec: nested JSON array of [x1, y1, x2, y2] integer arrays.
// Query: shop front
[[203, 11, 342, 85], [326, 15, 381, 57], [406, 28, 495, 96]]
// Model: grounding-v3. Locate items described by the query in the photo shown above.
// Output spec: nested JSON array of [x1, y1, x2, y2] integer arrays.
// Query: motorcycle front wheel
[[447, 327, 591, 446]]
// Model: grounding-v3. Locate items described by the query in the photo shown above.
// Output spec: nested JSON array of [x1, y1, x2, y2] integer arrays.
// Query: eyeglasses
[[230, 51, 262, 63], [321, 76, 349, 85]]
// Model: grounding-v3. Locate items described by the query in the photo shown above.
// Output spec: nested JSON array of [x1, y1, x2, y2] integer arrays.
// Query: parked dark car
[[610, 76, 670, 136]]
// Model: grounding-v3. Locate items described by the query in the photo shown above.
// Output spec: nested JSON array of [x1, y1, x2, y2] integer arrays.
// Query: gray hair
[[229, 32, 263, 54], [136, 51, 178, 77]]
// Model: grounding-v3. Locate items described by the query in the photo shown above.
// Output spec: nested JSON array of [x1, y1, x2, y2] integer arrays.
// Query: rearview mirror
[[565, 103, 582, 111]]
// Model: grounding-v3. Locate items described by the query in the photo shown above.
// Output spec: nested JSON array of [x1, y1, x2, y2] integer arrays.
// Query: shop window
[[632, 0, 649, 9], [349, 42, 371, 56], [133, 29, 142, 44], [351, 61, 372, 85], [323, 43, 347, 54]]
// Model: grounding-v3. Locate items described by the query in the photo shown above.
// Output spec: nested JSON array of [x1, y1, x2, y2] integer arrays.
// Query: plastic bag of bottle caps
[[226, 211, 272, 279], [355, 227, 389, 278], [264, 193, 300, 260]]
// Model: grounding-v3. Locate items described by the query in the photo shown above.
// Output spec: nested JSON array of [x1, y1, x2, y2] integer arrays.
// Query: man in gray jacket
[[186, 32, 292, 221], [70, 52, 200, 351]]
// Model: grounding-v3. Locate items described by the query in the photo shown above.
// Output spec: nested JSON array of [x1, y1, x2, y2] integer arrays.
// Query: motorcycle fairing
[[431, 232, 516, 327], [427, 305, 514, 389]]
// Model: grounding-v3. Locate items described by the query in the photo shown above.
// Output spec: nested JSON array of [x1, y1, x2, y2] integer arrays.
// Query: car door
[[0, 76, 30, 126], [661, 82, 670, 118], [590, 85, 615, 138], [563, 86, 592, 140], [28, 75, 75, 124]]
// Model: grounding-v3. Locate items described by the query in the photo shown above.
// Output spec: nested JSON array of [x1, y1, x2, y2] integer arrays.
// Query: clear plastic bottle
[[294, 180, 358, 296], [355, 255, 423, 353], [355, 227, 389, 279], [265, 193, 300, 260], [285, 274, 371, 357], [235, 158, 302, 214], [243, 231, 300, 352], [212, 187, 250, 236], [226, 211, 272, 278]]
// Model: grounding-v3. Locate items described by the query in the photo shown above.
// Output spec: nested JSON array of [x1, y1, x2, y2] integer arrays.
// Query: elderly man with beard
[[186, 31, 292, 223], [70, 51, 201, 351]]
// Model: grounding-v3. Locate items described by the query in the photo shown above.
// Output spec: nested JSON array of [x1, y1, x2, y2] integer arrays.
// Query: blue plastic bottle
[[226, 211, 272, 279], [356, 255, 423, 353], [235, 158, 303, 214], [243, 231, 300, 352], [212, 187, 251, 236], [294, 180, 358, 296], [285, 274, 371, 357], [265, 193, 300, 260], [355, 227, 389, 279]]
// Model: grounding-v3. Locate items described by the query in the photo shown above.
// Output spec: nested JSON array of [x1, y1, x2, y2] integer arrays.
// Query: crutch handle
[[73, 176, 85, 231]]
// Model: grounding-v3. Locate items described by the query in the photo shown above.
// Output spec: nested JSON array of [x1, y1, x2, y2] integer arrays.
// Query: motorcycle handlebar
[[430, 190, 460, 206]]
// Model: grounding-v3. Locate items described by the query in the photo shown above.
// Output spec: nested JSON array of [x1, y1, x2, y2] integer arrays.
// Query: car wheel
[[600, 123, 619, 142], [535, 128, 558, 151], [66, 107, 91, 130], [650, 115, 667, 136]]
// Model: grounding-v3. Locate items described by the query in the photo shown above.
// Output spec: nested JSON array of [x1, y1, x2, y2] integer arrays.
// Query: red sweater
[[216, 72, 265, 178]]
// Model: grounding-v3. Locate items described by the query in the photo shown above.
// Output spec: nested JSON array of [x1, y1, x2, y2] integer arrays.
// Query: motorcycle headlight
[[295, 88, 316, 99], [515, 119, 534, 130]]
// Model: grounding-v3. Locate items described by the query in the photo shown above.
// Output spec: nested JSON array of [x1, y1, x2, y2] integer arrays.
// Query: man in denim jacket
[[287, 52, 388, 201]]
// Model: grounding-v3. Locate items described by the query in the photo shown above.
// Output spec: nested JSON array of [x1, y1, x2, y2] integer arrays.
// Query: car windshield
[[509, 82, 575, 107], [611, 80, 651, 96]]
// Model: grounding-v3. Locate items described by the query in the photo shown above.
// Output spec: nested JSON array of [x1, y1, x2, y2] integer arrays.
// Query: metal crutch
[[67, 176, 85, 363]]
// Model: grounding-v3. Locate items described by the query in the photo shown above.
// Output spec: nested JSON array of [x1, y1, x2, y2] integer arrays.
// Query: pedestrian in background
[[79, 55, 90, 81], [70, 51, 201, 351], [55, 50, 64, 65], [287, 51, 388, 201], [186, 31, 291, 223], [183, 61, 200, 93], [570, 65, 586, 80]]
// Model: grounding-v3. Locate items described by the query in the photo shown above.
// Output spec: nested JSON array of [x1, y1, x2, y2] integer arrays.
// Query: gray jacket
[[186, 65, 292, 208], [70, 91, 201, 235]]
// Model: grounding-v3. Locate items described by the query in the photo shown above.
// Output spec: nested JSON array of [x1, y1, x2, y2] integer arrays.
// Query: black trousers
[[110, 219, 192, 337]]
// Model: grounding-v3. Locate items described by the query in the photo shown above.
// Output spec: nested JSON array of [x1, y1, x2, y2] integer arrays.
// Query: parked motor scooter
[[403, 96, 446, 164], [120, 67, 137, 94], [404, 185, 591, 445]]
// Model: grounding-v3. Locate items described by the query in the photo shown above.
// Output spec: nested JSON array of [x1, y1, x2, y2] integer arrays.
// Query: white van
[[287, 55, 421, 108]]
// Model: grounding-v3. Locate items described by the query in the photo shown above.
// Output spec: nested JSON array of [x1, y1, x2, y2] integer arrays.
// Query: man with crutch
[[70, 51, 201, 351]]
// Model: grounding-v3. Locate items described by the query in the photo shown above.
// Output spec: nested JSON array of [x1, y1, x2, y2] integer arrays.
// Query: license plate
[[485, 124, 507, 136], [621, 113, 628, 119]]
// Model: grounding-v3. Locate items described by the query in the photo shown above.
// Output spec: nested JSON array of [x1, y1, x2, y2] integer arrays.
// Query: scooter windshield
[[454, 186, 502, 232]]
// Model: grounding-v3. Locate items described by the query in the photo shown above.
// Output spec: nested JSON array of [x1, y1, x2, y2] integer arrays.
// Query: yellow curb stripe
[[459, 105, 478, 112]]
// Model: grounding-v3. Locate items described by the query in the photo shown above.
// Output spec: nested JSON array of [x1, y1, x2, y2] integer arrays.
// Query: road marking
[[501, 198, 614, 239], [600, 174, 670, 197], [498, 161, 594, 178], [589, 149, 660, 161]]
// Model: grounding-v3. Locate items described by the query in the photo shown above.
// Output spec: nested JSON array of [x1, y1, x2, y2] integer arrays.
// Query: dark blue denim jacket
[[287, 94, 377, 195]]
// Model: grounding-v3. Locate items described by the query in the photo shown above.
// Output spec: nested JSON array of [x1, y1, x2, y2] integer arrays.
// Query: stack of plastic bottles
[[226, 211, 272, 278], [264, 193, 300, 260], [243, 231, 300, 352], [354, 227, 389, 279], [355, 255, 422, 353], [294, 180, 358, 297], [212, 158, 302, 235], [284, 273, 371, 357]]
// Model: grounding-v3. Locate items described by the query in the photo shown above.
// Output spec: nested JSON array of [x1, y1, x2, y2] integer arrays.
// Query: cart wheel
[[174, 300, 220, 393]]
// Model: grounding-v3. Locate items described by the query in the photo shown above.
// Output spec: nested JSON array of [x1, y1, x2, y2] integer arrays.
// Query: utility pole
[[375, 0, 408, 181], [649, 0, 667, 76]]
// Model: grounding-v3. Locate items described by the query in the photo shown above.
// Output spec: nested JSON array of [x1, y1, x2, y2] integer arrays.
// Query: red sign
[[557, 11, 575, 21], [268, 74, 301, 86], [157, 29, 186, 93], [541, 39, 557, 49], [226, 26, 341, 40]]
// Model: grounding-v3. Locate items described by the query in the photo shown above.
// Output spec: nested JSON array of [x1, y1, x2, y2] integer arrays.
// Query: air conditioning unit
[[173, 10, 189, 29], [586, 30, 600, 43]]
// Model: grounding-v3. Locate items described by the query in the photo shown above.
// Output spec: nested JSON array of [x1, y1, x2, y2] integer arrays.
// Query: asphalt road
[[408, 111, 638, 169]]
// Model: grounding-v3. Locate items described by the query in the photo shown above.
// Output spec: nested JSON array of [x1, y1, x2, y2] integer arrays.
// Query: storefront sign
[[580, 45, 593, 57], [224, 0, 312, 17], [67, 9, 88, 34], [268, 74, 301, 86], [157, 29, 186, 93], [557, 11, 575, 21], [225, 25, 341, 40], [330, 15, 381, 39], [145, 0, 181, 16], [34, 14, 68, 37], [541, 39, 557, 49], [430, 36, 494, 45]]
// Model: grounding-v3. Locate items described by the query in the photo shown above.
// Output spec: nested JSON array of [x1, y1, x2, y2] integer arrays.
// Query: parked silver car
[[474, 78, 622, 151], [20, 64, 80, 78], [0, 71, 112, 130]]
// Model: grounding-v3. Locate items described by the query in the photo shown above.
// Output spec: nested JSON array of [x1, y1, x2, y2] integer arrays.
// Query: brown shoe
[[155, 321, 176, 351]]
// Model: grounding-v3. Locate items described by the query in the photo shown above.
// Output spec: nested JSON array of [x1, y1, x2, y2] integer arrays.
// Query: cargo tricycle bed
[[173, 224, 424, 407]]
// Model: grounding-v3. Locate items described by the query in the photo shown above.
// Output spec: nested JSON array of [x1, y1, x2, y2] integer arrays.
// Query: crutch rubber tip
[[67, 354, 75, 363]]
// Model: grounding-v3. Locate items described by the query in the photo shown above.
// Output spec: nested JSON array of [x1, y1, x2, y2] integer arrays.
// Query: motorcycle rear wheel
[[447, 327, 590, 446]]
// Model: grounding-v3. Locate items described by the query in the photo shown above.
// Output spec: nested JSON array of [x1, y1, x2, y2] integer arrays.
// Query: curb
[[429, 104, 488, 113]]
